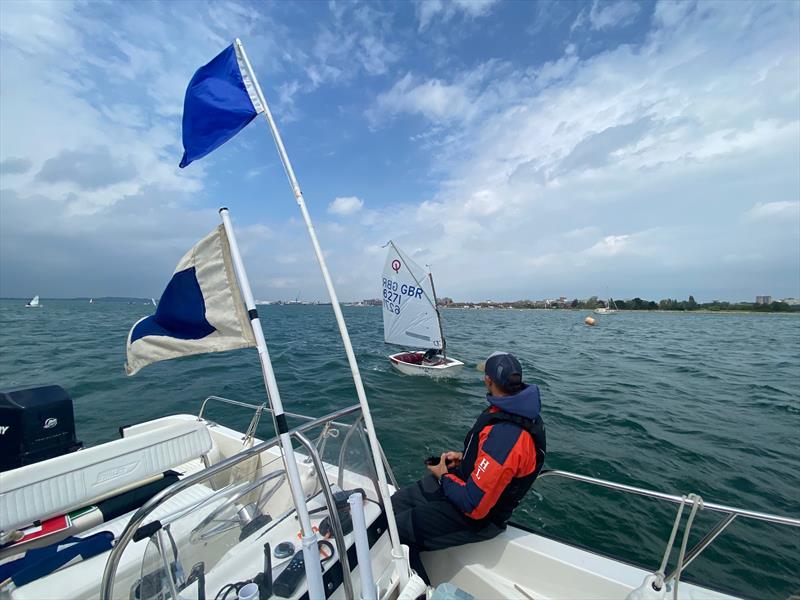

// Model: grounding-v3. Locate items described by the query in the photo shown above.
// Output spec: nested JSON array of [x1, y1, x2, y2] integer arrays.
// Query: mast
[[220, 208, 326, 599], [428, 271, 446, 358], [235, 39, 409, 586]]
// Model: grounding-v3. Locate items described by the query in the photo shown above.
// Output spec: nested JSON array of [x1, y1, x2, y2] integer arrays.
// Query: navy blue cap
[[479, 352, 522, 388]]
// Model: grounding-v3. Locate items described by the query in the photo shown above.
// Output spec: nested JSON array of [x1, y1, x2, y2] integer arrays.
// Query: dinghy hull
[[388, 351, 464, 377]]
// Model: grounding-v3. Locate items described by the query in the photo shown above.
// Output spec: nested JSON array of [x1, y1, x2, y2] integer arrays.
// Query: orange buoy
[[585, 316, 596, 326]]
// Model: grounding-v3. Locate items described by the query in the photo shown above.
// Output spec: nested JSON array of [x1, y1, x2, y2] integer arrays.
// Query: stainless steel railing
[[101, 403, 366, 600], [197, 396, 267, 446], [534, 469, 800, 581], [537, 469, 800, 526]]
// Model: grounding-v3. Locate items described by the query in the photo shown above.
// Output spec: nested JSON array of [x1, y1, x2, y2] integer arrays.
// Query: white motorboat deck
[[424, 524, 736, 599], [1, 398, 797, 600]]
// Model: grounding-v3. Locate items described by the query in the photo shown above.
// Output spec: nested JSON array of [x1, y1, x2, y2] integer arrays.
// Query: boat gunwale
[[501, 468, 800, 599]]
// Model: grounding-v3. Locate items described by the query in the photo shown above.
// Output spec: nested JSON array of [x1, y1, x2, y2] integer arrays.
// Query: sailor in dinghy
[[382, 241, 464, 376]]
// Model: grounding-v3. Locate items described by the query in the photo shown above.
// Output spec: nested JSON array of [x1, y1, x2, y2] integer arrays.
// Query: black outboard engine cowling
[[0, 385, 82, 472]]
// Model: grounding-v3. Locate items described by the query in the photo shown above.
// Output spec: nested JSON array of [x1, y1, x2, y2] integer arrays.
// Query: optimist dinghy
[[382, 242, 463, 376]]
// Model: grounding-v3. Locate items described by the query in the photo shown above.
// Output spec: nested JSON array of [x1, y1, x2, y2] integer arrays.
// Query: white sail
[[382, 242, 443, 349], [26, 295, 40, 307]]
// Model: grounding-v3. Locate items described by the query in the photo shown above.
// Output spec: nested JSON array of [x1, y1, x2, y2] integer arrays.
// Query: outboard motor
[[0, 385, 82, 472]]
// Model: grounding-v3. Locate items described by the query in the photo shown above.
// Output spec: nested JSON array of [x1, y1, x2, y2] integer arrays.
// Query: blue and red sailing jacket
[[441, 384, 546, 524]]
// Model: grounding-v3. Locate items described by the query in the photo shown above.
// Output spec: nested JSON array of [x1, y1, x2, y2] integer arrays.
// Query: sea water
[[1, 300, 798, 598]]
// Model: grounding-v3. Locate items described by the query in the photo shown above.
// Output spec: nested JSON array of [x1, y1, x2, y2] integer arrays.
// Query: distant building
[[781, 298, 800, 306], [756, 296, 772, 305]]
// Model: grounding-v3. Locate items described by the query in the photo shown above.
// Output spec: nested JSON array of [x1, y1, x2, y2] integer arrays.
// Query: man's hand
[[426, 453, 449, 479], [426, 451, 463, 479], [443, 451, 463, 467]]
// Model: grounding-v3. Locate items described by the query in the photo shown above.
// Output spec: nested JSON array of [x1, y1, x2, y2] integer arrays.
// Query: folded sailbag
[[125, 225, 255, 375]]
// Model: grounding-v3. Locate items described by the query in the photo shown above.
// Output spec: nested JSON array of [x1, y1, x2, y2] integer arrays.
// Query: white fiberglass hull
[[388, 351, 465, 377], [593, 308, 618, 314], [1, 408, 401, 600], [2, 403, 789, 600], [422, 524, 739, 600]]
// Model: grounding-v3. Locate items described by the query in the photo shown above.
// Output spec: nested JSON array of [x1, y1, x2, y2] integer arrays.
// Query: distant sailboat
[[382, 241, 463, 376], [594, 298, 620, 315], [151, 298, 157, 306], [89, 298, 95, 304], [25, 295, 41, 308]]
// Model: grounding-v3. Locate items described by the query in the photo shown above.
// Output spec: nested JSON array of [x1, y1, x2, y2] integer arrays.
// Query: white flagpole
[[219, 207, 326, 600], [234, 38, 410, 584]]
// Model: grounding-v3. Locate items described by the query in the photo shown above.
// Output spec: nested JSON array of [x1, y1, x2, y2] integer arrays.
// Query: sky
[[1, 0, 798, 303]]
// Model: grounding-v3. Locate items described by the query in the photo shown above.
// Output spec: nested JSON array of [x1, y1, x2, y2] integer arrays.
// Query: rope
[[653, 496, 686, 591], [673, 493, 704, 600]]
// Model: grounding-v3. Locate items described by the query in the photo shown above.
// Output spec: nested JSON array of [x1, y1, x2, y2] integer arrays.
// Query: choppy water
[[1, 300, 798, 598]]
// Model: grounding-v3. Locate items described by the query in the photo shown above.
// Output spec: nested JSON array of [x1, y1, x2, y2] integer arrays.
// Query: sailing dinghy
[[24, 296, 40, 308], [382, 242, 464, 376], [594, 297, 620, 314]]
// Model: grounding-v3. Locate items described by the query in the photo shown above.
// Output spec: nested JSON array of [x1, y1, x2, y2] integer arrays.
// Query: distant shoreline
[[441, 306, 800, 315], [2, 298, 797, 315]]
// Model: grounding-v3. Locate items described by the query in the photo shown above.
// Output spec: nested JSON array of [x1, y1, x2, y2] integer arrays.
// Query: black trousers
[[391, 475, 504, 584]]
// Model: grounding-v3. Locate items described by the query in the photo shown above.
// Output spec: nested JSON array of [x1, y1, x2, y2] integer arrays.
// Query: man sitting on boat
[[391, 352, 546, 583]]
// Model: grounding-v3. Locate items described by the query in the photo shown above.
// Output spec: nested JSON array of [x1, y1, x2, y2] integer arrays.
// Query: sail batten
[[382, 242, 443, 349]]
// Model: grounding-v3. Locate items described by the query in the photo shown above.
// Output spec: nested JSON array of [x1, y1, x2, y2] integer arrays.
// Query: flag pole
[[234, 38, 409, 584], [219, 207, 326, 600]]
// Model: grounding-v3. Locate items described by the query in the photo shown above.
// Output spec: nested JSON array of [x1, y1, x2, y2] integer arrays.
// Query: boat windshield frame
[[100, 401, 393, 600]]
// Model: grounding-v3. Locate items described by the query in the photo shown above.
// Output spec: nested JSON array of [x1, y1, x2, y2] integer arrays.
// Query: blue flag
[[179, 42, 264, 168], [125, 225, 255, 375]]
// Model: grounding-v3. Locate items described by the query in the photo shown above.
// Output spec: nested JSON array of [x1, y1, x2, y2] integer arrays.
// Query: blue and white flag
[[179, 41, 264, 168], [125, 225, 255, 375]]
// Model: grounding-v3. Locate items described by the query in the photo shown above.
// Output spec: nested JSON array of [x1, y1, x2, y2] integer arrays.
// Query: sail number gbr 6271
[[382, 277, 424, 314]]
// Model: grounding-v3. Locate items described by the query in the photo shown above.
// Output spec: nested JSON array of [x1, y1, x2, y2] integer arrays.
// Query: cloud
[[585, 234, 632, 257], [557, 118, 652, 175], [309, 3, 401, 87], [564, 226, 600, 239], [0, 0, 261, 294], [370, 73, 476, 124], [588, 0, 641, 30], [745, 201, 800, 221], [367, 61, 504, 126], [328, 196, 364, 216], [36, 148, 138, 190], [0, 157, 31, 174], [1, 0, 798, 304], [416, 0, 499, 31], [355, 0, 799, 301]]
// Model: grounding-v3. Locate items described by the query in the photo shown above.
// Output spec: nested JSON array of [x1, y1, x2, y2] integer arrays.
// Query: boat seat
[[0, 420, 213, 533]]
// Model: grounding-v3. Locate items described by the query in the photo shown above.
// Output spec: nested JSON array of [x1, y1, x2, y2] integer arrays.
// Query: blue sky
[[1, 0, 798, 302]]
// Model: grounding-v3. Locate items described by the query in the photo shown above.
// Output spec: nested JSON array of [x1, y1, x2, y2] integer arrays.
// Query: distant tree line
[[572, 296, 797, 312]]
